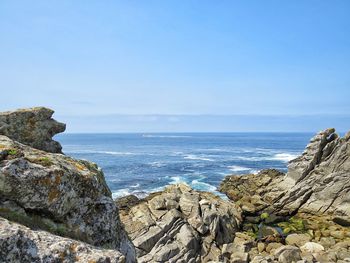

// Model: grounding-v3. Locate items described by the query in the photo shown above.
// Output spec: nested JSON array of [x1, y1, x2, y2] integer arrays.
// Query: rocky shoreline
[[0, 107, 349, 262]]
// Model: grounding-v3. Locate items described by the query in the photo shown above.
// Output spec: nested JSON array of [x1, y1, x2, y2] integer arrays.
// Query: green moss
[[260, 212, 269, 220], [7, 149, 17, 155], [277, 216, 306, 234], [32, 157, 53, 167]]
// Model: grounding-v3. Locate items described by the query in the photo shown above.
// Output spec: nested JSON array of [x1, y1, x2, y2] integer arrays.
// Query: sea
[[55, 133, 312, 199]]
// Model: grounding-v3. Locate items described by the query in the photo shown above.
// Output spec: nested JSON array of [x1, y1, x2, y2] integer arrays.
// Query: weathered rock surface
[[118, 183, 243, 262], [0, 107, 65, 153], [0, 107, 136, 262], [0, 217, 126, 262], [220, 128, 350, 218]]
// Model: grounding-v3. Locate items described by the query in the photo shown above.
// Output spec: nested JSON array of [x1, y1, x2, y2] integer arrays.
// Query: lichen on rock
[[0, 107, 65, 153]]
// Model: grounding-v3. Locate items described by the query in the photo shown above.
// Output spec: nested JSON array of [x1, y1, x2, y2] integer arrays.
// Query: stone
[[300, 242, 324, 253], [274, 245, 302, 263], [330, 230, 345, 239], [0, 107, 65, 153], [119, 183, 242, 262], [219, 128, 350, 217], [257, 242, 266, 253], [0, 135, 135, 262], [0, 217, 126, 263], [265, 242, 283, 253], [285, 234, 311, 247]]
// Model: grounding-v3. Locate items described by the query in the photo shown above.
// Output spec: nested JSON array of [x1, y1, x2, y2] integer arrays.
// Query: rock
[[257, 242, 266, 253], [230, 252, 249, 263], [116, 195, 140, 210], [0, 107, 65, 153], [300, 242, 324, 253], [330, 230, 345, 239], [251, 256, 274, 263], [0, 135, 135, 262], [265, 242, 283, 253], [274, 245, 302, 263], [333, 216, 350, 227], [285, 234, 311, 247], [119, 183, 242, 262], [219, 128, 350, 217], [0, 217, 126, 262]]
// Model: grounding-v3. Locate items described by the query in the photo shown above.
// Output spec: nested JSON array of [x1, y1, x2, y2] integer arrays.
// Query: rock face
[[220, 128, 350, 218], [0, 107, 135, 262], [0, 217, 126, 263], [0, 107, 65, 153], [118, 183, 243, 262]]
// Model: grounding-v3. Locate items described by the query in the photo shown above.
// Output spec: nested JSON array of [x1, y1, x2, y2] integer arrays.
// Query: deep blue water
[[55, 133, 312, 198]]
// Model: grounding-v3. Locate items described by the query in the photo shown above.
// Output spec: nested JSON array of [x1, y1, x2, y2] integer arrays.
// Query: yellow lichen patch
[[88, 260, 97, 263], [0, 144, 6, 149], [48, 189, 60, 203], [69, 243, 78, 252], [73, 162, 87, 171]]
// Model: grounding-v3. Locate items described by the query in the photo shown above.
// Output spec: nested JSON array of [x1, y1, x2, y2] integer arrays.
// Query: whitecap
[[142, 134, 191, 138], [184, 154, 214, 162], [112, 189, 132, 199], [270, 153, 298, 162], [191, 180, 217, 192], [228, 165, 251, 172], [64, 150, 135, 156], [130, 183, 140, 188], [148, 161, 167, 168]]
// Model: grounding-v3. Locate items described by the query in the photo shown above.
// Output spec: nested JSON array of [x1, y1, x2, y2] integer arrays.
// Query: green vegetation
[[32, 156, 53, 167], [260, 212, 269, 220], [7, 149, 17, 155]]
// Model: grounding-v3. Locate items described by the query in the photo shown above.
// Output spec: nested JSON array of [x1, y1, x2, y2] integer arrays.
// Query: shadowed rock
[[0, 107, 65, 153]]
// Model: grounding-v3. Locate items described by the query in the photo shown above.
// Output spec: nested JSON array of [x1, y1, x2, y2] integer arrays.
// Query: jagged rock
[[220, 128, 350, 217], [274, 245, 301, 263], [0, 217, 126, 263], [0, 135, 135, 262], [0, 107, 65, 153], [118, 183, 242, 262]]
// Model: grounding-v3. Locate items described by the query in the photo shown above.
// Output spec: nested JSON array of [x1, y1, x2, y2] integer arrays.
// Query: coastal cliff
[[0, 108, 135, 262]]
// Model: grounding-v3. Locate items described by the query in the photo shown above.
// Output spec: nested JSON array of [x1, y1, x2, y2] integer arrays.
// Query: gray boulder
[[0, 107, 65, 153]]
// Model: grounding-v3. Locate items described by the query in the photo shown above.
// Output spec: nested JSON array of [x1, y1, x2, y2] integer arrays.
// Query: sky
[[0, 1, 349, 132]]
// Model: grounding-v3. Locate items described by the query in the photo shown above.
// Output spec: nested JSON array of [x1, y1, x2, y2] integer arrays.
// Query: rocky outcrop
[[219, 128, 350, 262], [0, 217, 126, 262], [118, 183, 243, 262], [220, 128, 350, 218], [0, 107, 135, 262], [0, 107, 65, 153]]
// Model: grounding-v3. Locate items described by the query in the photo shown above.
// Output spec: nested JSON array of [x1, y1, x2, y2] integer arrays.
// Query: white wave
[[191, 180, 217, 192], [228, 165, 251, 172], [170, 176, 184, 184], [130, 183, 140, 188], [235, 152, 298, 162], [112, 189, 132, 199], [142, 134, 191, 138], [270, 153, 298, 162], [184, 154, 214, 162], [64, 150, 135, 155], [149, 161, 167, 168]]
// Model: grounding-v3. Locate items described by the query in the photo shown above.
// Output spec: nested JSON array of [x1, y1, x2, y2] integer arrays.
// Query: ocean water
[[56, 133, 312, 199]]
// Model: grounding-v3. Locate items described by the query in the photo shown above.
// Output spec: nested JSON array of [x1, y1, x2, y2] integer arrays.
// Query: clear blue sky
[[0, 1, 349, 132]]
